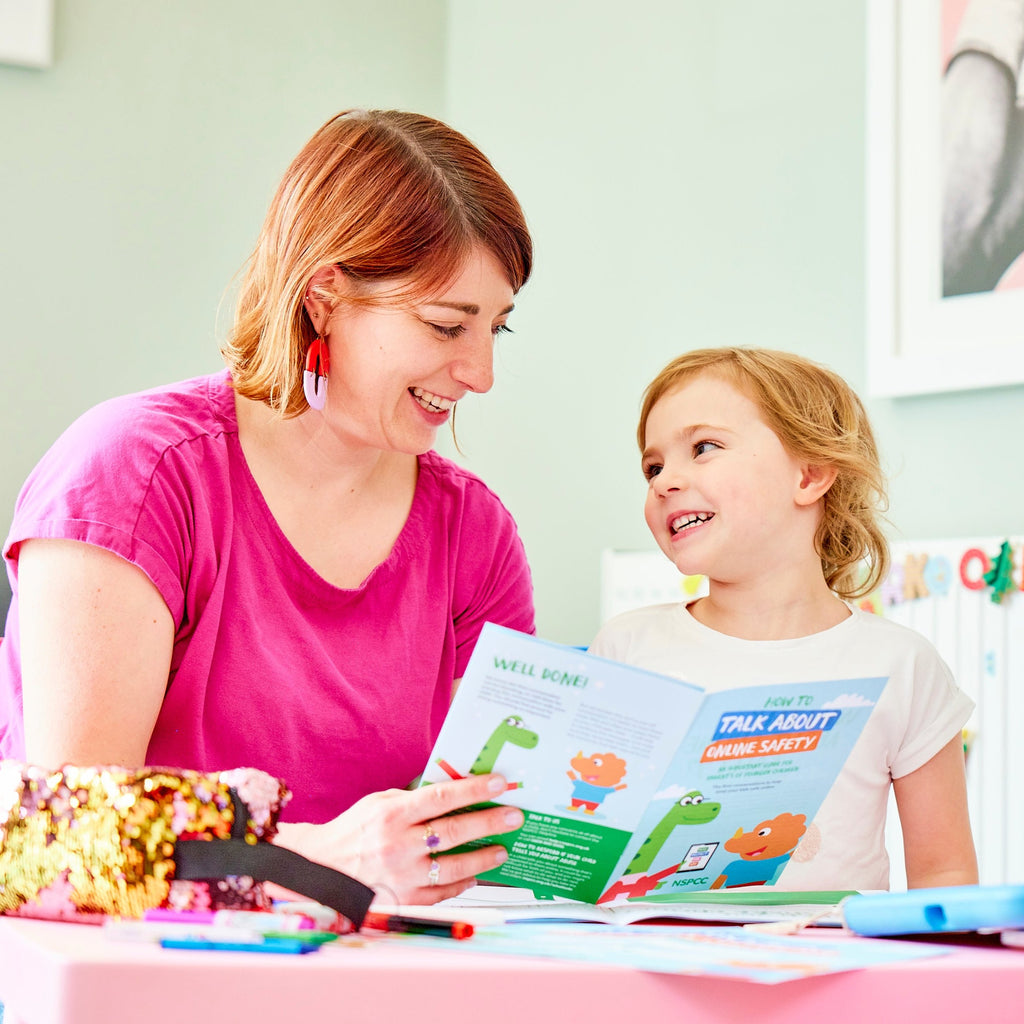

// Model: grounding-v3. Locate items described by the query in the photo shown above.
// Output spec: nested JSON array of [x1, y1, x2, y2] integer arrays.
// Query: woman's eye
[[429, 323, 467, 339], [493, 323, 513, 336], [693, 440, 719, 457]]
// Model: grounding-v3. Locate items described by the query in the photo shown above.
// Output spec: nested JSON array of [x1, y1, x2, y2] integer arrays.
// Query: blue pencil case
[[842, 884, 1024, 936]]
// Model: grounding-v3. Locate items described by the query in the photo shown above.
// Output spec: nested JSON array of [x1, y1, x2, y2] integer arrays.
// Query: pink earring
[[303, 336, 329, 410]]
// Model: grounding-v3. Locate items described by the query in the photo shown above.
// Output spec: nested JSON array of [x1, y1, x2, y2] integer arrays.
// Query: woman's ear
[[302, 265, 346, 335], [795, 463, 838, 506]]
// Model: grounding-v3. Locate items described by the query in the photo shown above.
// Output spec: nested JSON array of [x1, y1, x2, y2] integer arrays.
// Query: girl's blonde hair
[[222, 109, 532, 414], [638, 347, 889, 599]]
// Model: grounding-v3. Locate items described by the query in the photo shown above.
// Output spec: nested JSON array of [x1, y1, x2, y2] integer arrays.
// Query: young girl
[[590, 347, 977, 891]]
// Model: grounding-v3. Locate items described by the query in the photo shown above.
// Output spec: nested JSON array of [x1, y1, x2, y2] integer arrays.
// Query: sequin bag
[[0, 761, 375, 927]]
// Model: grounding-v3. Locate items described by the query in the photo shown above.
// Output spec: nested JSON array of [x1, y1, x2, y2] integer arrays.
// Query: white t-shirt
[[589, 603, 974, 891]]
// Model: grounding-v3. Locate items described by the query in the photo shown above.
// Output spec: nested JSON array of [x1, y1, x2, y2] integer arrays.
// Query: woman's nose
[[453, 332, 495, 394]]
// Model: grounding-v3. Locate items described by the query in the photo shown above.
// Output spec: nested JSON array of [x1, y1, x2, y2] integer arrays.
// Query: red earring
[[303, 336, 329, 410]]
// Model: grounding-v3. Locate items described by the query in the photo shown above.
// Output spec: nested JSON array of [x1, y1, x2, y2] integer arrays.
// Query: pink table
[[1, 917, 1023, 1024]]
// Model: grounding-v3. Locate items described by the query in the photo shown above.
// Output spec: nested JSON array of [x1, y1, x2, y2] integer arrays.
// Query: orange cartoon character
[[710, 811, 807, 889], [566, 751, 627, 814]]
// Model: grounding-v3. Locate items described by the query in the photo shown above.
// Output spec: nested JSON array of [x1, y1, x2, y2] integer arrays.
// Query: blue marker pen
[[160, 936, 319, 955]]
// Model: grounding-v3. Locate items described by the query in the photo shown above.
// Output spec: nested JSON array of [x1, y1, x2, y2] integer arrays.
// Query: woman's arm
[[893, 733, 978, 889], [17, 538, 174, 767], [18, 539, 523, 904]]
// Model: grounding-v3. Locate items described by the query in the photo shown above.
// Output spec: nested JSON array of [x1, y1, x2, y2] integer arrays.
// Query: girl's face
[[641, 372, 822, 586], [318, 245, 515, 455]]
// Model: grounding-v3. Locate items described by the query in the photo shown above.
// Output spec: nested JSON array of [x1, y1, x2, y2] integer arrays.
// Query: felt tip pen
[[272, 900, 354, 932], [105, 921, 340, 945], [362, 912, 474, 940], [160, 936, 319, 954], [143, 908, 318, 931], [104, 920, 266, 944]]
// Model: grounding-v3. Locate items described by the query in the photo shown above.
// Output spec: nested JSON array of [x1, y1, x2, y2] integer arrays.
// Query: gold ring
[[423, 822, 441, 852], [427, 857, 441, 887]]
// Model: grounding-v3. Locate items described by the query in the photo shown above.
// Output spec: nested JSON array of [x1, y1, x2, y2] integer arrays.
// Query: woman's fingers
[[421, 795, 524, 852], [403, 778, 525, 904], [415, 842, 511, 901], [412, 772, 512, 821]]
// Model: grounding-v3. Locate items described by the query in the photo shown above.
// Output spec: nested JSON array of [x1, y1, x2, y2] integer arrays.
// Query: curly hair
[[637, 347, 889, 599]]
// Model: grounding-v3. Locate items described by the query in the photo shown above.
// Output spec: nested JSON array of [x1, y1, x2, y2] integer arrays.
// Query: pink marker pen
[[143, 908, 317, 931]]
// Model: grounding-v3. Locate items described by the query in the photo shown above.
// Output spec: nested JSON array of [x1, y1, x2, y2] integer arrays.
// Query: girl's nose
[[652, 464, 683, 495]]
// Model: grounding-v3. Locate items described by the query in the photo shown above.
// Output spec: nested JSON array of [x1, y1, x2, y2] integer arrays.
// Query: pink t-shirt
[[0, 371, 535, 823]]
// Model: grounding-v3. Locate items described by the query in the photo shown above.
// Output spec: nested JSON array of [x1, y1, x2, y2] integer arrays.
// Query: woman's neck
[[234, 392, 410, 496], [233, 393, 418, 588]]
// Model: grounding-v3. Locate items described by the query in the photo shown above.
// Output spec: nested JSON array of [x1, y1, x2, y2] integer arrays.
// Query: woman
[[0, 109, 534, 904]]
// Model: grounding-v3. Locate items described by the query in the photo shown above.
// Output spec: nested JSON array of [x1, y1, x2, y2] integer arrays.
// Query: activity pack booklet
[[422, 624, 886, 905], [437, 887, 855, 928]]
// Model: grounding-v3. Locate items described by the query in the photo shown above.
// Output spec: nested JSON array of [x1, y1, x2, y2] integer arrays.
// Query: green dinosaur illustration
[[626, 789, 721, 873], [470, 714, 539, 774]]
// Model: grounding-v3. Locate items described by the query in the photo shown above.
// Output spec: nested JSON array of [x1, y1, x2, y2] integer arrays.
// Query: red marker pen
[[362, 912, 474, 940]]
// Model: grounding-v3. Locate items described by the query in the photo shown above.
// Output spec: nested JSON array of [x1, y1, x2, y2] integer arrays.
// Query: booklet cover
[[422, 623, 885, 904]]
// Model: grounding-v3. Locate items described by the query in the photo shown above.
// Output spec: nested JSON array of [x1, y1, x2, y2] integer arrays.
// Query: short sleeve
[[889, 645, 974, 779], [3, 385, 225, 627]]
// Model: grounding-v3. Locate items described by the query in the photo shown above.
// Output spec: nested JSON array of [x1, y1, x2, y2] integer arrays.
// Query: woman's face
[[318, 246, 516, 455]]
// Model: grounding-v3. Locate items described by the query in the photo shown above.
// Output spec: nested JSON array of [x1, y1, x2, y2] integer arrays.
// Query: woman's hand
[[273, 773, 525, 905]]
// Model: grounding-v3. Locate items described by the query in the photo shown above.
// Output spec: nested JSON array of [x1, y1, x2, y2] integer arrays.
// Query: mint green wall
[[0, 0, 445, 551], [442, 0, 1024, 643], [4, 1, 1023, 646]]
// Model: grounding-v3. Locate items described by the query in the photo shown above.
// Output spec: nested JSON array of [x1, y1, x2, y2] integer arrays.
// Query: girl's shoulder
[[844, 606, 947, 658]]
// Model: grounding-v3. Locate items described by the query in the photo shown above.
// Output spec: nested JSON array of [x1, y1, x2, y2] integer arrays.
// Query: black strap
[[174, 791, 375, 928]]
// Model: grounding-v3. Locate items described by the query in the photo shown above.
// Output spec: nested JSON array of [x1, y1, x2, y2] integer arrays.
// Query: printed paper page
[[599, 677, 886, 903], [422, 624, 704, 902]]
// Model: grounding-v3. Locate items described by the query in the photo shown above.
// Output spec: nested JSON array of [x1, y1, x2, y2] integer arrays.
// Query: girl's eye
[[429, 323, 466, 339], [642, 463, 662, 480], [693, 440, 719, 457]]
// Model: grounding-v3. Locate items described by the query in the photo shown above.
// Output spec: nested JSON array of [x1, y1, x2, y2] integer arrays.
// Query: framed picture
[[866, 0, 1024, 397], [0, 0, 54, 69]]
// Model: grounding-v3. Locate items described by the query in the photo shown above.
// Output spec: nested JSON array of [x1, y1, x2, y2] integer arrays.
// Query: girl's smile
[[641, 372, 823, 587]]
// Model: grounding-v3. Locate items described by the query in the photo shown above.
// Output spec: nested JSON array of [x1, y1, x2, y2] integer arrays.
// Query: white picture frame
[[0, 0, 54, 69], [866, 0, 1024, 397]]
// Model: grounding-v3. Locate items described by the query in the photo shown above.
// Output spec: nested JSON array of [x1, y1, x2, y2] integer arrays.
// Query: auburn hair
[[222, 109, 532, 414], [638, 347, 889, 599]]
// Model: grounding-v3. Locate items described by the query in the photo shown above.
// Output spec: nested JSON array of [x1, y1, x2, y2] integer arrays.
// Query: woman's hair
[[222, 109, 533, 414], [637, 347, 889, 600]]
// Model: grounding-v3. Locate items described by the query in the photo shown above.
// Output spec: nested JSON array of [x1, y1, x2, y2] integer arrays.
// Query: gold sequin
[[0, 763, 289, 919]]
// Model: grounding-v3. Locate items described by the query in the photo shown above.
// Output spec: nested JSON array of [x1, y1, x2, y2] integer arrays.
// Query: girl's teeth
[[672, 513, 713, 534]]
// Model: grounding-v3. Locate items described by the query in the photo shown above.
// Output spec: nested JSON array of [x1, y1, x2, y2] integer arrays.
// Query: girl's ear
[[795, 463, 837, 506]]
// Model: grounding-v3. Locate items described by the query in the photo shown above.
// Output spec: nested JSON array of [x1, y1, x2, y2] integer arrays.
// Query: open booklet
[[429, 885, 857, 928], [421, 623, 885, 905]]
